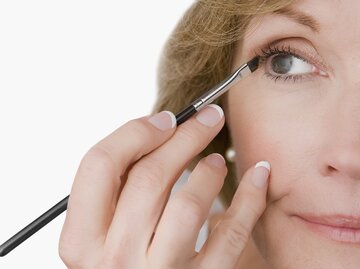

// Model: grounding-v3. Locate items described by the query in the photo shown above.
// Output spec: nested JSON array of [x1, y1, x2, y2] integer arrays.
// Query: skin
[[226, 0, 360, 268], [58, 105, 270, 269], [58, 0, 360, 268]]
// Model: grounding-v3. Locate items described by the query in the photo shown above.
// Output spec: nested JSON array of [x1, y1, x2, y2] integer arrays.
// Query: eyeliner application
[[0, 56, 260, 257], [176, 56, 260, 124]]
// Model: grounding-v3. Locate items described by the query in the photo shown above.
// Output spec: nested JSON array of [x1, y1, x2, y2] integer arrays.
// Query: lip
[[293, 214, 360, 244]]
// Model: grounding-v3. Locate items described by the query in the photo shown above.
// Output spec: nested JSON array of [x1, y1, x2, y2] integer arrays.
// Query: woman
[[59, 0, 360, 268]]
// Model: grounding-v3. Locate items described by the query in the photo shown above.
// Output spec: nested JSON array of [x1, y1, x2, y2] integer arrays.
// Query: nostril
[[327, 166, 337, 173], [325, 163, 360, 181], [322, 165, 337, 177]]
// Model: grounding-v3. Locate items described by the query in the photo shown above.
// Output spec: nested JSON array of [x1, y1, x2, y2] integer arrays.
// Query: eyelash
[[254, 44, 316, 83]]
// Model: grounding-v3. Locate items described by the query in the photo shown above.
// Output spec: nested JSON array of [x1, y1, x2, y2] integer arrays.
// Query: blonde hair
[[152, 0, 294, 207]]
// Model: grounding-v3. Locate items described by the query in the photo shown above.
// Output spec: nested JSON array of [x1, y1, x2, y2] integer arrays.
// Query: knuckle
[[59, 231, 104, 268], [121, 119, 154, 151], [170, 190, 204, 227], [101, 237, 132, 269], [219, 219, 250, 251], [101, 253, 124, 269], [176, 126, 203, 150], [237, 192, 266, 218], [127, 157, 165, 193], [126, 118, 154, 139], [58, 242, 86, 268], [81, 146, 117, 176]]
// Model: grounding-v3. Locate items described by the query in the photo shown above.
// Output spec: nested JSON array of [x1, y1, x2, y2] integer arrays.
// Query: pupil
[[271, 54, 293, 74]]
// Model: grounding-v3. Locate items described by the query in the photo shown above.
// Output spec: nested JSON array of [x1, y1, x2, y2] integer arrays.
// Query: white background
[[0, 1, 194, 267]]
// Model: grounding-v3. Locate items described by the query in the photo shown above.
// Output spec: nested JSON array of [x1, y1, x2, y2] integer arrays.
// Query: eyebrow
[[272, 7, 320, 33]]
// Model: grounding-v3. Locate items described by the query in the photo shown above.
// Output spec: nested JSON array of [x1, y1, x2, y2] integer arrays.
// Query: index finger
[[59, 111, 176, 254]]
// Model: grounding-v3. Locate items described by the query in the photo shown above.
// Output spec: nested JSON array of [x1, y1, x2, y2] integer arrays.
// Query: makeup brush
[[0, 56, 259, 257], [176, 56, 259, 124]]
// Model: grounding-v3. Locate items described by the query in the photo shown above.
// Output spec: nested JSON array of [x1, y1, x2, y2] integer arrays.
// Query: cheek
[[227, 87, 324, 265], [227, 84, 318, 203]]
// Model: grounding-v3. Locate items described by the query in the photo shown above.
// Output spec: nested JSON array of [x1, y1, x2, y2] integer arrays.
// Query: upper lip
[[295, 214, 360, 229]]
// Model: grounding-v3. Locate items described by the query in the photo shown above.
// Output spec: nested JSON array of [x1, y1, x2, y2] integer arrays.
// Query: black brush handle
[[0, 104, 199, 257], [175, 104, 197, 125], [0, 56, 260, 257], [0, 195, 69, 257]]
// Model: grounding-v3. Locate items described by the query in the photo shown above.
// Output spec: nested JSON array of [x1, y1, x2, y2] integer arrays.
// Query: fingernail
[[252, 161, 271, 188], [148, 111, 176, 131], [196, 104, 224, 127], [205, 153, 225, 168]]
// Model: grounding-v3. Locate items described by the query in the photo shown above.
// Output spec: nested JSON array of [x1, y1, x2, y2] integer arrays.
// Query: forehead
[[287, 0, 359, 30], [239, 0, 360, 59]]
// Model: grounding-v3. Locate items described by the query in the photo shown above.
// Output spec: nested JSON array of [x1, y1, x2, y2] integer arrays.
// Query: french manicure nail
[[205, 153, 226, 168], [252, 161, 271, 188], [196, 104, 224, 127], [148, 111, 177, 131]]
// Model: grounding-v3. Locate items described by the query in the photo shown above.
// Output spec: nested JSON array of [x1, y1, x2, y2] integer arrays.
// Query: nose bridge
[[340, 72, 360, 118], [338, 93, 360, 150], [344, 55, 360, 85], [323, 81, 360, 181], [317, 4, 360, 181]]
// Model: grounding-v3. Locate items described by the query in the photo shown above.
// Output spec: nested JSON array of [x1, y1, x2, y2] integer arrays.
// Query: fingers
[[59, 111, 177, 258], [104, 105, 225, 255], [147, 153, 227, 265], [195, 161, 271, 269]]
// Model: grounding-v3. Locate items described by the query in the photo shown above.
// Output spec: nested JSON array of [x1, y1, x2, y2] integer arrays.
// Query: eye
[[254, 43, 330, 83], [267, 54, 315, 76]]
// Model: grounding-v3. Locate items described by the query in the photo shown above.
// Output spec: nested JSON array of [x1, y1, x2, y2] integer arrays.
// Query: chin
[[251, 206, 360, 269]]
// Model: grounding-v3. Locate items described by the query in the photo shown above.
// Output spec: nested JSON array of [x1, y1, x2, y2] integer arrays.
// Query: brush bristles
[[247, 57, 260, 72]]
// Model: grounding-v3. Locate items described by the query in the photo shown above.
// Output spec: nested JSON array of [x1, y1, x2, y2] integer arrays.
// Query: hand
[[58, 104, 270, 269]]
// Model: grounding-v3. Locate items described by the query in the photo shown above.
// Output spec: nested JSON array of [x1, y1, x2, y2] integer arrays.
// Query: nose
[[325, 147, 360, 181], [321, 90, 360, 181]]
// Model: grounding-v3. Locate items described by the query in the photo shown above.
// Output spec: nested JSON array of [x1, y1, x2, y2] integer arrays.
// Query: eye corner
[[314, 67, 330, 78], [320, 70, 329, 77]]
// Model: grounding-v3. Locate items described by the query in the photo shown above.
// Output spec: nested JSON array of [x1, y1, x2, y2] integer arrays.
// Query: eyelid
[[252, 42, 330, 84], [250, 38, 331, 74], [259, 44, 324, 75]]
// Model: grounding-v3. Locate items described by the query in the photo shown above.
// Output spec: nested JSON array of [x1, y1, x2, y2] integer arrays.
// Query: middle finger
[[104, 104, 225, 255]]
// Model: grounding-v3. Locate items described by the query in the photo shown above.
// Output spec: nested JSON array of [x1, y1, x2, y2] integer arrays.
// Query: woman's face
[[227, 0, 360, 267]]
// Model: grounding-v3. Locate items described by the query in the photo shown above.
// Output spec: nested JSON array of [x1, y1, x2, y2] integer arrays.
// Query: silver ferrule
[[192, 63, 251, 111]]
